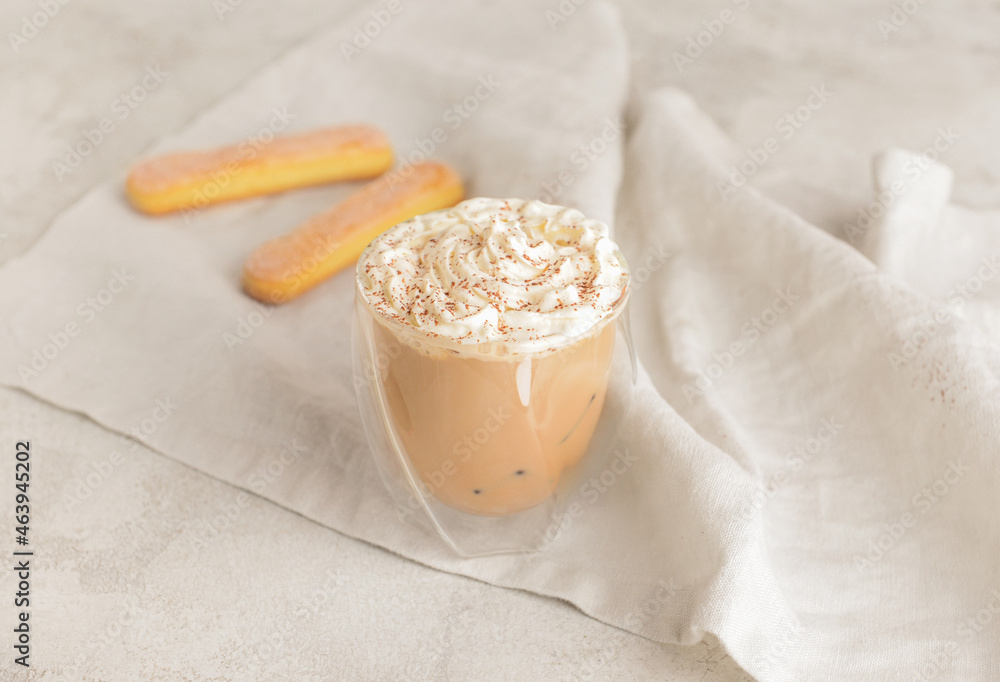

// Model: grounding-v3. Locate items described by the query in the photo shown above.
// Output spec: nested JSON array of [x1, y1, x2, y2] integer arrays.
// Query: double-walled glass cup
[[352, 207, 636, 556]]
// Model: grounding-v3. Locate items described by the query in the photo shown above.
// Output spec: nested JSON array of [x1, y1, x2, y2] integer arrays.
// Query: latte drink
[[356, 198, 629, 516]]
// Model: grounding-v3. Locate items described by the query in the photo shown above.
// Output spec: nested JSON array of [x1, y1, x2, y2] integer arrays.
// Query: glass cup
[[352, 220, 635, 556]]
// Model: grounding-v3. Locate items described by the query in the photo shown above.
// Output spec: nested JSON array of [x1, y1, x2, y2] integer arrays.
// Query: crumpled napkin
[[2, 1, 998, 679]]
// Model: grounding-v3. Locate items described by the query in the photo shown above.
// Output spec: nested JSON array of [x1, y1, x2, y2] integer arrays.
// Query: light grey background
[[1, 0, 996, 679]]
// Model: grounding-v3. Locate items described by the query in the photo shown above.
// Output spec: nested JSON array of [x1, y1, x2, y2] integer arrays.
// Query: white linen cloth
[[1, 1, 998, 679]]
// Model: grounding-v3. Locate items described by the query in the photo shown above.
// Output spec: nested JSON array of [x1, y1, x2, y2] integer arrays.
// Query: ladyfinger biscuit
[[242, 161, 464, 303], [126, 125, 393, 215]]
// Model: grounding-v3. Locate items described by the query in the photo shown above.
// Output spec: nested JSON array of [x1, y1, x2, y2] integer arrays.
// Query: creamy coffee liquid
[[357, 198, 629, 515]]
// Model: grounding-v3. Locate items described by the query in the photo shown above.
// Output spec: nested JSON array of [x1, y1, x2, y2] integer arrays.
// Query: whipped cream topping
[[357, 198, 629, 354]]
